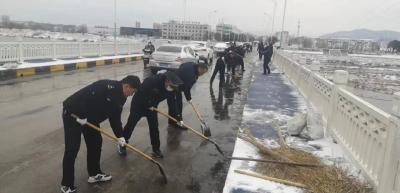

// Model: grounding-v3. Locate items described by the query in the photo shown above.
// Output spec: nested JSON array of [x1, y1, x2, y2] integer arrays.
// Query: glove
[[178, 121, 184, 127], [76, 118, 87, 125], [117, 137, 126, 147]]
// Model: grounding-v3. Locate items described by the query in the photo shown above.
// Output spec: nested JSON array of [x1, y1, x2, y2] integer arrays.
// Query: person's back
[[132, 73, 172, 109], [63, 79, 125, 123]]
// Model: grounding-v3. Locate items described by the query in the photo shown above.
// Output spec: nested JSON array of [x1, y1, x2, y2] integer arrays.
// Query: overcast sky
[[1, 0, 399, 37]]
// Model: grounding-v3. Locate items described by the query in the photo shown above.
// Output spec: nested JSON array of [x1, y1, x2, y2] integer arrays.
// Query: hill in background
[[320, 29, 400, 41]]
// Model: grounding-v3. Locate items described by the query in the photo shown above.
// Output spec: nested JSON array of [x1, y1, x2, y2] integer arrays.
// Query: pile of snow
[[2, 63, 19, 69], [300, 107, 324, 140], [286, 113, 307, 136]]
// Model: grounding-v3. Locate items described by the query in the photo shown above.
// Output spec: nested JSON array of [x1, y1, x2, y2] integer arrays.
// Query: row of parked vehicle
[[146, 41, 249, 74]]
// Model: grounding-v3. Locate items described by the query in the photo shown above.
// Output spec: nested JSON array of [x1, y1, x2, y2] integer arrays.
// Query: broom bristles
[[239, 128, 374, 193]]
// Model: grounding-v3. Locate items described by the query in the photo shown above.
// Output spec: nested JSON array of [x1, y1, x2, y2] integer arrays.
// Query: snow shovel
[[150, 107, 224, 156], [71, 114, 168, 184], [189, 102, 212, 137]]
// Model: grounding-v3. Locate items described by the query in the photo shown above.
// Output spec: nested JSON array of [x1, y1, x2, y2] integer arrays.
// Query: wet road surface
[[0, 53, 258, 193]]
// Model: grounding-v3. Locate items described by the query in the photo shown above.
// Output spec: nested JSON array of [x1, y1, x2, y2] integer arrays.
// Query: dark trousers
[[123, 108, 160, 150], [227, 64, 236, 75], [263, 58, 271, 74], [259, 52, 263, 60], [61, 109, 102, 187], [210, 63, 225, 84], [167, 92, 183, 123]]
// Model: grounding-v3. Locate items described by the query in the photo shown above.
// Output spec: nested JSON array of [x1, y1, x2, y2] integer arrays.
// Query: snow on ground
[[283, 50, 323, 55], [223, 138, 303, 193], [0, 54, 143, 71], [223, 61, 365, 193]]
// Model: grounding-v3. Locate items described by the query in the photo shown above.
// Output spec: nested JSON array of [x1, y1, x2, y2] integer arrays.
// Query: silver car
[[213, 42, 229, 55], [149, 44, 199, 74], [189, 42, 213, 64]]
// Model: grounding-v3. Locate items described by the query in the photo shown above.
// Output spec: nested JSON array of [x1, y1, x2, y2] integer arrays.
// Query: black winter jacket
[[63, 80, 127, 137]]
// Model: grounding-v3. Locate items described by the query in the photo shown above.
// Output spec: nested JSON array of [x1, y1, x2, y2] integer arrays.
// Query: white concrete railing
[[0, 42, 143, 63], [273, 51, 400, 193]]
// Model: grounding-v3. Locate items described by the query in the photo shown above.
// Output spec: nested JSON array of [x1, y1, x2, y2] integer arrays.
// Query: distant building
[[120, 27, 161, 37], [315, 38, 380, 54], [88, 25, 114, 36], [1, 15, 10, 27], [153, 23, 162, 30], [215, 23, 241, 41], [135, 21, 141, 28], [161, 20, 210, 40], [275, 31, 289, 47]]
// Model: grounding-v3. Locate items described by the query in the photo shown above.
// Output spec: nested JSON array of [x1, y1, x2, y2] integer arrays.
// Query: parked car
[[148, 44, 199, 74], [213, 42, 229, 55], [189, 42, 213, 64]]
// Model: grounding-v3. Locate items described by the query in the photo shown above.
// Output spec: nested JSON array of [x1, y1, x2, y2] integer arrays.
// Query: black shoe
[[152, 149, 164, 158], [118, 144, 127, 156], [61, 186, 77, 193]]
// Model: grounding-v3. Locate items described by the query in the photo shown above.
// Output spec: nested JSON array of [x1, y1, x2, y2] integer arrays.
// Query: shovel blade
[[201, 123, 212, 137]]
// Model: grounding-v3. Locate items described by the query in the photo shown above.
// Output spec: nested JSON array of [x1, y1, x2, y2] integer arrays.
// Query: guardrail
[[0, 42, 143, 63], [273, 51, 400, 193]]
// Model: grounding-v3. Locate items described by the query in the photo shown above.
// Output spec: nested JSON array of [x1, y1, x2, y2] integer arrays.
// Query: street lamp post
[[263, 12, 272, 42], [183, 0, 187, 40], [270, 0, 277, 43], [114, 0, 117, 55], [208, 10, 217, 41], [280, 0, 287, 48]]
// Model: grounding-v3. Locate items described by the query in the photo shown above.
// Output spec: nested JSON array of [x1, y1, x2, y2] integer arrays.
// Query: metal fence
[[274, 51, 400, 193], [0, 42, 143, 63]]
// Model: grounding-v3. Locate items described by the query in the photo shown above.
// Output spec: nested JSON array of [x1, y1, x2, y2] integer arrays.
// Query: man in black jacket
[[257, 42, 264, 60], [167, 63, 208, 127], [210, 52, 226, 85], [119, 72, 183, 158], [143, 41, 155, 54], [263, 43, 274, 75], [225, 50, 236, 76], [61, 75, 141, 193]]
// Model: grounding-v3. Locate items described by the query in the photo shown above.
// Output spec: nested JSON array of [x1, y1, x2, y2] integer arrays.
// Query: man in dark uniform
[[119, 72, 182, 158], [235, 52, 245, 72], [210, 52, 226, 86], [263, 43, 274, 75], [224, 50, 236, 76], [257, 42, 264, 60], [143, 41, 155, 54], [61, 75, 141, 193], [167, 63, 208, 127]]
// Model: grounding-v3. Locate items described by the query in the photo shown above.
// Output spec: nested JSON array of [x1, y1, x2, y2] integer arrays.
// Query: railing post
[[333, 70, 351, 92], [78, 42, 82, 58], [392, 92, 400, 118], [52, 43, 57, 60], [114, 42, 117, 56], [98, 42, 102, 57], [378, 95, 400, 193], [18, 42, 24, 63]]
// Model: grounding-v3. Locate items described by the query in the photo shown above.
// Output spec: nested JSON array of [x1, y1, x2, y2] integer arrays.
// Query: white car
[[189, 42, 213, 64], [149, 44, 199, 74], [213, 42, 229, 55]]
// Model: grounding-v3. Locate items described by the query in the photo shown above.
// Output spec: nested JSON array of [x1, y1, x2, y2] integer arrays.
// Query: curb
[[0, 55, 143, 81]]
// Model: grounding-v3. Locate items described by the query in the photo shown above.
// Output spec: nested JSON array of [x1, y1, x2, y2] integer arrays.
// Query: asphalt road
[[0, 54, 257, 193]]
